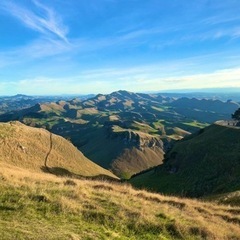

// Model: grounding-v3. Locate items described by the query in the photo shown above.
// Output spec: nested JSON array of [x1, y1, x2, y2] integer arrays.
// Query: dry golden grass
[[173, 127, 191, 137], [78, 108, 99, 115], [40, 102, 65, 112], [1, 162, 240, 239], [109, 115, 120, 121], [0, 121, 117, 179]]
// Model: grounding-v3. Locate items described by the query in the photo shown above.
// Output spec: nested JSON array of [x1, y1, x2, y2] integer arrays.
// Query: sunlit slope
[[0, 121, 117, 179], [0, 163, 240, 239], [131, 123, 240, 197]]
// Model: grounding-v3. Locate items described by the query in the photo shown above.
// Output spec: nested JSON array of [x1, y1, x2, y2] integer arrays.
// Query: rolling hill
[[0, 121, 117, 179], [0, 90, 238, 178], [131, 123, 240, 197]]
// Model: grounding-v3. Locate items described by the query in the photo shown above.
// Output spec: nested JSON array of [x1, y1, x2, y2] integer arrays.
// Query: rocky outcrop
[[107, 125, 163, 151], [215, 120, 240, 128]]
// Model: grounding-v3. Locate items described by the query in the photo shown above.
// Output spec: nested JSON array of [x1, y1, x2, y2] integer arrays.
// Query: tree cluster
[[232, 108, 240, 121]]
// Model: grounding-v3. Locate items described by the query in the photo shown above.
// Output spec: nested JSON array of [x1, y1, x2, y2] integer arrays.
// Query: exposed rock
[[107, 125, 163, 151]]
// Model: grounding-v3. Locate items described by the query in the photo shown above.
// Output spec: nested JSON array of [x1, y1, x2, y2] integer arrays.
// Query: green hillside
[[131, 123, 240, 197]]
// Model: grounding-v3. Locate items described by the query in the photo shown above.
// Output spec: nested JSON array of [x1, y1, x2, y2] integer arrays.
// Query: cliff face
[[107, 125, 163, 150]]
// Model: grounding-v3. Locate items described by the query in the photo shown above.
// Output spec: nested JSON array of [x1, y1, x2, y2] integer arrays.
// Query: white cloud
[[135, 68, 240, 91], [0, 0, 68, 42], [202, 15, 240, 26], [3, 65, 240, 96], [0, 1, 73, 69]]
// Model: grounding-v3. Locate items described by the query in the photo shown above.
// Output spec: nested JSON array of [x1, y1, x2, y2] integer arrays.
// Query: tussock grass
[[0, 163, 240, 239]]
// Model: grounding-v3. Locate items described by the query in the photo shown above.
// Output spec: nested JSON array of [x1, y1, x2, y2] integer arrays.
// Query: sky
[[1, 0, 240, 95]]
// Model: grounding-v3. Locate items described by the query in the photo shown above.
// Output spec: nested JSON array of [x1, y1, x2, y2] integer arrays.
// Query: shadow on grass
[[0, 206, 16, 211], [40, 166, 119, 182]]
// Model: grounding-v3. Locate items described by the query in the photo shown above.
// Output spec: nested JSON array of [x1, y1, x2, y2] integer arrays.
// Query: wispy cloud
[[74, 55, 240, 92], [3, 66, 240, 96], [4, 51, 239, 95], [0, 0, 68, 42], [158, 68, 240, 90], [0, 38, 72, 69], [202, 15, 240, 26]]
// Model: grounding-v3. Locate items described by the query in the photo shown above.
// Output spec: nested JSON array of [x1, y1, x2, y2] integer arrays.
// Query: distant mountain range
[[0, 94, 94, 114], [1, 89, 240, 115], [158, 87, 240, 101], [0, 90, 238, 178]]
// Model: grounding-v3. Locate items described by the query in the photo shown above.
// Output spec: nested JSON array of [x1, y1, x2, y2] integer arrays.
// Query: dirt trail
[[44, 133, 53, 167]]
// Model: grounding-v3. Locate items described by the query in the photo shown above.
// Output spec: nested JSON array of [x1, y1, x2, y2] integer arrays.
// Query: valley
[[0, 90, 238, 178]]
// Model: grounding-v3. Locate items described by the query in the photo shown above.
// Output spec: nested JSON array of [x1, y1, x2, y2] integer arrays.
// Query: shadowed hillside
[[169, 98, 239, 122], [0, 163, 240, 239], [0, 121, 117, 179], [131, 123, 240, 197]]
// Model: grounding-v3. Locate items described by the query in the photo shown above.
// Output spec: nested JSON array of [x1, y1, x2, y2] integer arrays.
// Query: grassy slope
[[112, 147, 164, 179], [0, 121, 117, 179], [1, 164, 240, 239], [131, 124, 240, 197], [74, 127, 164, 179]]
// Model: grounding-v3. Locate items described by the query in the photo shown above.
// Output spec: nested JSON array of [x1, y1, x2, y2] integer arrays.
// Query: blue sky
[[1, 0, 240, 95]]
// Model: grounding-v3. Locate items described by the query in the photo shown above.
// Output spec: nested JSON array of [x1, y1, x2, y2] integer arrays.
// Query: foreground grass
[[1, 163, 240, 239]]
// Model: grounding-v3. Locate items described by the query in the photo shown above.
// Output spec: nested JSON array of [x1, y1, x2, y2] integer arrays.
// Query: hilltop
[[131, 123, 240, 197], [0, 163, 240, 239], [0, 90, 238, 178], [0, 121, 117, 179]]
